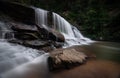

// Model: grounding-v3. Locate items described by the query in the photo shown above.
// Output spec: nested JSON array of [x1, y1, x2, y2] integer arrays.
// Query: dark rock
[[10, 22, 37, 32], [14, 32, 38, 40], [49, 29, 65, 42], [8, 39, 24, 45], [10, 22, 40, 40], [51, 41, 64, 48], [36, 24, 65, 42], [0, 1, 35, 24], [23, 40, 50, 48]]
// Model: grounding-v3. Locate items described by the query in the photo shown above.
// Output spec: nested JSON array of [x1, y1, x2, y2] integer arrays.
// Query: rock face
[[10, 22, 39, 40], [36, 24, 65, 42], [49, 29, 65, 42], [0, 1, 65, 43], [6, 22, 64, 51], [0, 1, 35, 24]]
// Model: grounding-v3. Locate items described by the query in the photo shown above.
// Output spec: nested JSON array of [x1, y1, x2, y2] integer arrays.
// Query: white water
[[0, 20, 46, 77], [53, 13, 75, 37], [35, 8, 94, 47], [0, 21, 14, 40], [0, 41, 44, 75], [35, 8, 48, 29], [2, 53, 49, 78], [53, 13, 94, 47]]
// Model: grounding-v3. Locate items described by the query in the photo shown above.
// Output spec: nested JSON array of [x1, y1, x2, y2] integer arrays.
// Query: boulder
[[10, 22, 37, 32], [10, 22, 40, 40], [49, 29, 65, 42], [48, 48, 87, 71], [14, 32, 39, 40], [36, 24, 65, 42]]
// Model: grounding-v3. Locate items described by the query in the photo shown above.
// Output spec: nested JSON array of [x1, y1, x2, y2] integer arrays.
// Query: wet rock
[[36, 24, 65, 42], [49, 29, 65, 42], [48, 48, 87, 71], [8, 39, 23, 45], [23, 40, 50, 48], [51, 41, 64, 48], [40, 46, 55, 52], [10, 22, 37, 32], [14, 32, 38, 40]]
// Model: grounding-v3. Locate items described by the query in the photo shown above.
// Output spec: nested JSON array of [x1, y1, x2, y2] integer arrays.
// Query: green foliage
[[81, 8, 110, 39]]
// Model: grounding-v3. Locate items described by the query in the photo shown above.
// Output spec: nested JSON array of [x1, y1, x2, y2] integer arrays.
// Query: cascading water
[[35, 8, 94, 47], [0, 41, 44, 75], [35, 8, 48, 29], [0, 21, 45, 77], [0, 21, 14, 40], [53, 13, 93, 47], [52, 13, 75, 38]]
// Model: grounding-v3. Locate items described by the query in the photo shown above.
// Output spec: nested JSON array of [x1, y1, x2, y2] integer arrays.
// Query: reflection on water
[[82, 41, 120, 63]]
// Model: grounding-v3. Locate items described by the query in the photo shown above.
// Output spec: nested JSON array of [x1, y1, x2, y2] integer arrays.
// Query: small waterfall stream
[[35, 8, 94, 47], [35, 8, 48, 29], [0, 21, 14, 40]]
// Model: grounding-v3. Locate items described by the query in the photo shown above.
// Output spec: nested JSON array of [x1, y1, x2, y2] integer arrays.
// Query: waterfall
[[53, 13, 75, 38], [35, 8, 93, 47], [52, 13, 93, 47], [35, 8, 48, 29], [0, 21, 14, 40]]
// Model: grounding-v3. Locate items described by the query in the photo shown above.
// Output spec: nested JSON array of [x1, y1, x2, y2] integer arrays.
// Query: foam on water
[[0, 41, 44, 76]]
